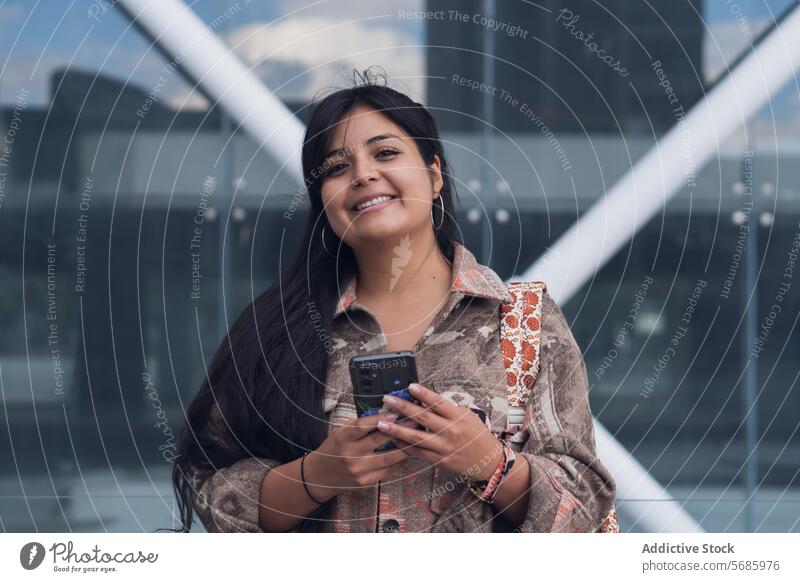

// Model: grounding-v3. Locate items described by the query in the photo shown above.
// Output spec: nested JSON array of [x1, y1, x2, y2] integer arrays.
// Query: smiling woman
[[318, 108, 444, 270], [170, 68, 616, 533]]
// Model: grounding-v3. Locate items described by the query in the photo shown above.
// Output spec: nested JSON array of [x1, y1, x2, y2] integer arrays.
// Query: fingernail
[[377, 421, 391, 430], [383, 395, 397, 405], [384, 414, 399, 422], [409, 383, 421, 393]]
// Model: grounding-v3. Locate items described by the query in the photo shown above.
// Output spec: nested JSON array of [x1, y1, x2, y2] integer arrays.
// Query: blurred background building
[[0, 0, 798, 532]]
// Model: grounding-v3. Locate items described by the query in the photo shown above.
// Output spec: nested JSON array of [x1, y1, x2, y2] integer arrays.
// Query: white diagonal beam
[[593, 418, 703, 532], [510, 6, 800, 300], [117, 0, 305, 183]]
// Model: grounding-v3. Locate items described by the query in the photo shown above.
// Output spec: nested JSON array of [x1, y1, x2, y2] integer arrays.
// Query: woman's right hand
[[303, 412, 413, 500]]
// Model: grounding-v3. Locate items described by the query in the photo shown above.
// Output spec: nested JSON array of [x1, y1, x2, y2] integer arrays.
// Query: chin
[[341, 212, 430, 246], [349, 222, 413, 244], [354, 227, 405, 244]]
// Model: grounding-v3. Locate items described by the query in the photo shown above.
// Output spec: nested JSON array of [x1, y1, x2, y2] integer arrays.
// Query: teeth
[[354, 195, 394, 211]]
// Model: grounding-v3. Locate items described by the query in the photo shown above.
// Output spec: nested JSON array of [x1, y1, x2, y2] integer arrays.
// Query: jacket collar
[[333, 240, 513, 318]]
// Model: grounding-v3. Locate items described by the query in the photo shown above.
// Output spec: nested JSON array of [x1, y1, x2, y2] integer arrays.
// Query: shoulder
[[539, 286, 565, 332], [535, 285, 586, 371]]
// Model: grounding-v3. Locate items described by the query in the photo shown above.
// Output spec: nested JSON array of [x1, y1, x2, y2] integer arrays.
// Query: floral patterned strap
[[500, 281, 546, 450], [500, 281, 620, 533], [599, 508, 620, 533]]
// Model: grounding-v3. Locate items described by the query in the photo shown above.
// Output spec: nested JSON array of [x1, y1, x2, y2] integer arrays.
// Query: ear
[[430, 154, 444, 198]]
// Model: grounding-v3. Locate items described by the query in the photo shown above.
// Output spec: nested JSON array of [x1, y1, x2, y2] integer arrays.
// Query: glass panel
[[0, 0, 220, 532], [1, 0, 797, 533]]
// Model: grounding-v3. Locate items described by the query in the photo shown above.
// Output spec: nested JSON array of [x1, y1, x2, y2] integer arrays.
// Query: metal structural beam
[[114, 0, 800, 533], [511, 6, 800, 301], [594, 419, 702, 532], [117, 0, 306, 183]]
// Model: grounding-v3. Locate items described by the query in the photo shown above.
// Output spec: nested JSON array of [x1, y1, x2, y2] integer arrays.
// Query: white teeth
[[354, 195, 394, 211]]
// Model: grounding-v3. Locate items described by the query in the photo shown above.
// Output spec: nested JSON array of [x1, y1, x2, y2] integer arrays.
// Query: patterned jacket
[[190, 241, 617, 532]]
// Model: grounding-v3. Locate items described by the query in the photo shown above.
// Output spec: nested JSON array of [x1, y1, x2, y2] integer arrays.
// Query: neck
[[350, 231, 452, 302]]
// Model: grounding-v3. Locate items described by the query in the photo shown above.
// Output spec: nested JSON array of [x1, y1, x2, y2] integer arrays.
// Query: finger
[[357, 436, 411, 465], [360, 423, 411, 450], [340, 413, 399, 441], [350, 417, 421, 454], [376, 419, 445, 452], [371, 447, 411, 468], [382, 393, 447, 432], [395, 418, 421, 430], [392, 439, 439, 462], [364, 447, 415, 474], [408, 383, 461, 419], [371, 418, 422, 450]]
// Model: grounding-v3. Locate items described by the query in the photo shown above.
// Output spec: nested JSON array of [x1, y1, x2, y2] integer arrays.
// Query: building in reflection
[[426, 0, 703, 134], [1, 1, 799, 532]]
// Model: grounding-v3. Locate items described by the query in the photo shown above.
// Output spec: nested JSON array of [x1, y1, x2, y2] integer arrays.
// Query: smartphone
[[348, 351, 421, 452]]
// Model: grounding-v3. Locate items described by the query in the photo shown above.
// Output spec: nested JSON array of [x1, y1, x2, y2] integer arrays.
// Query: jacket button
[[382, 519, 400, 533]]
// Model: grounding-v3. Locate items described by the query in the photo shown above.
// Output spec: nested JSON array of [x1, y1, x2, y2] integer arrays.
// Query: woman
[[172, 72, 616, 533]]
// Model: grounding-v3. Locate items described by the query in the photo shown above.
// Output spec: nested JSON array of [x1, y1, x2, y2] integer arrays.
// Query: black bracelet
[[301, 452, 325, 505]]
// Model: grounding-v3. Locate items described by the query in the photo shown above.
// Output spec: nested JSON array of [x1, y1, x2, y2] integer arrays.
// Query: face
[[319, 105, 443, 249]]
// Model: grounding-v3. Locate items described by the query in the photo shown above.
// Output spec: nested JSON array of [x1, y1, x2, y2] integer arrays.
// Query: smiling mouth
[[351, 194, 399, 212]]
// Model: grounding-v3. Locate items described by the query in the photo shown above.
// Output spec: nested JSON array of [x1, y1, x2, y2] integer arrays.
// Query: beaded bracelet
[[467, 441, 516, 504]]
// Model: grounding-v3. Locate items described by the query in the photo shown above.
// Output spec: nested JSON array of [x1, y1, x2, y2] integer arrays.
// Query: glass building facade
[[0, 0, 798, 532]]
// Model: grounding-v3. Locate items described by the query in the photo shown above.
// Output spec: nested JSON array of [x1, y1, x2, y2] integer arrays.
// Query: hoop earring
[[431, 193, 445, 231], [321, 226, 337, 257]]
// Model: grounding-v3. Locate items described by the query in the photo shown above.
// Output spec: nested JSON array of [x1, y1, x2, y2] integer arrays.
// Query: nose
[[350, 154, 379, 188]]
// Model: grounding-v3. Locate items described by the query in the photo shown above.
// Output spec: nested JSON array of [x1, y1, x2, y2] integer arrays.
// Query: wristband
[[467, 440, 516, 504], [301, 452, 325, 505]]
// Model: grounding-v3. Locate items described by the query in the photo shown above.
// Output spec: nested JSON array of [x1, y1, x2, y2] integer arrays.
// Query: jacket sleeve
[[509, 289, 617, 532], [188, 403, 301, 533], [191, 456, 283, 533]]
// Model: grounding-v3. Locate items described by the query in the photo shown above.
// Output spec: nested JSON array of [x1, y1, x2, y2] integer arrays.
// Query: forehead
[[326, 105, 407, 149]]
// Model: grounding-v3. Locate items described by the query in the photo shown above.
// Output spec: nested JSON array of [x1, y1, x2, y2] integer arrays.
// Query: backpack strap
[[499, 281, 547, 452], [499, 281, 621, 533]]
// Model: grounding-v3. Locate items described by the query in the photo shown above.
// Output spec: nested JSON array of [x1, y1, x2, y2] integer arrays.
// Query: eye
[[322, 149, 397, 178], [323, 162, 348, 177]]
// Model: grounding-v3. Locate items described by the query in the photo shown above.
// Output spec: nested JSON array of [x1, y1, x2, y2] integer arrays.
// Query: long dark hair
[[169, 69, 462, 532]]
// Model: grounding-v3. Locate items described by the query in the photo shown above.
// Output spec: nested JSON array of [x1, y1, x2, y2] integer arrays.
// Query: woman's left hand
[[376, 383, 504, 481]]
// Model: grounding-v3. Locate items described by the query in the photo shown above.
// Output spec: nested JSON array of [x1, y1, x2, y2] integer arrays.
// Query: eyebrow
[[324, 133, 402, 160]]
